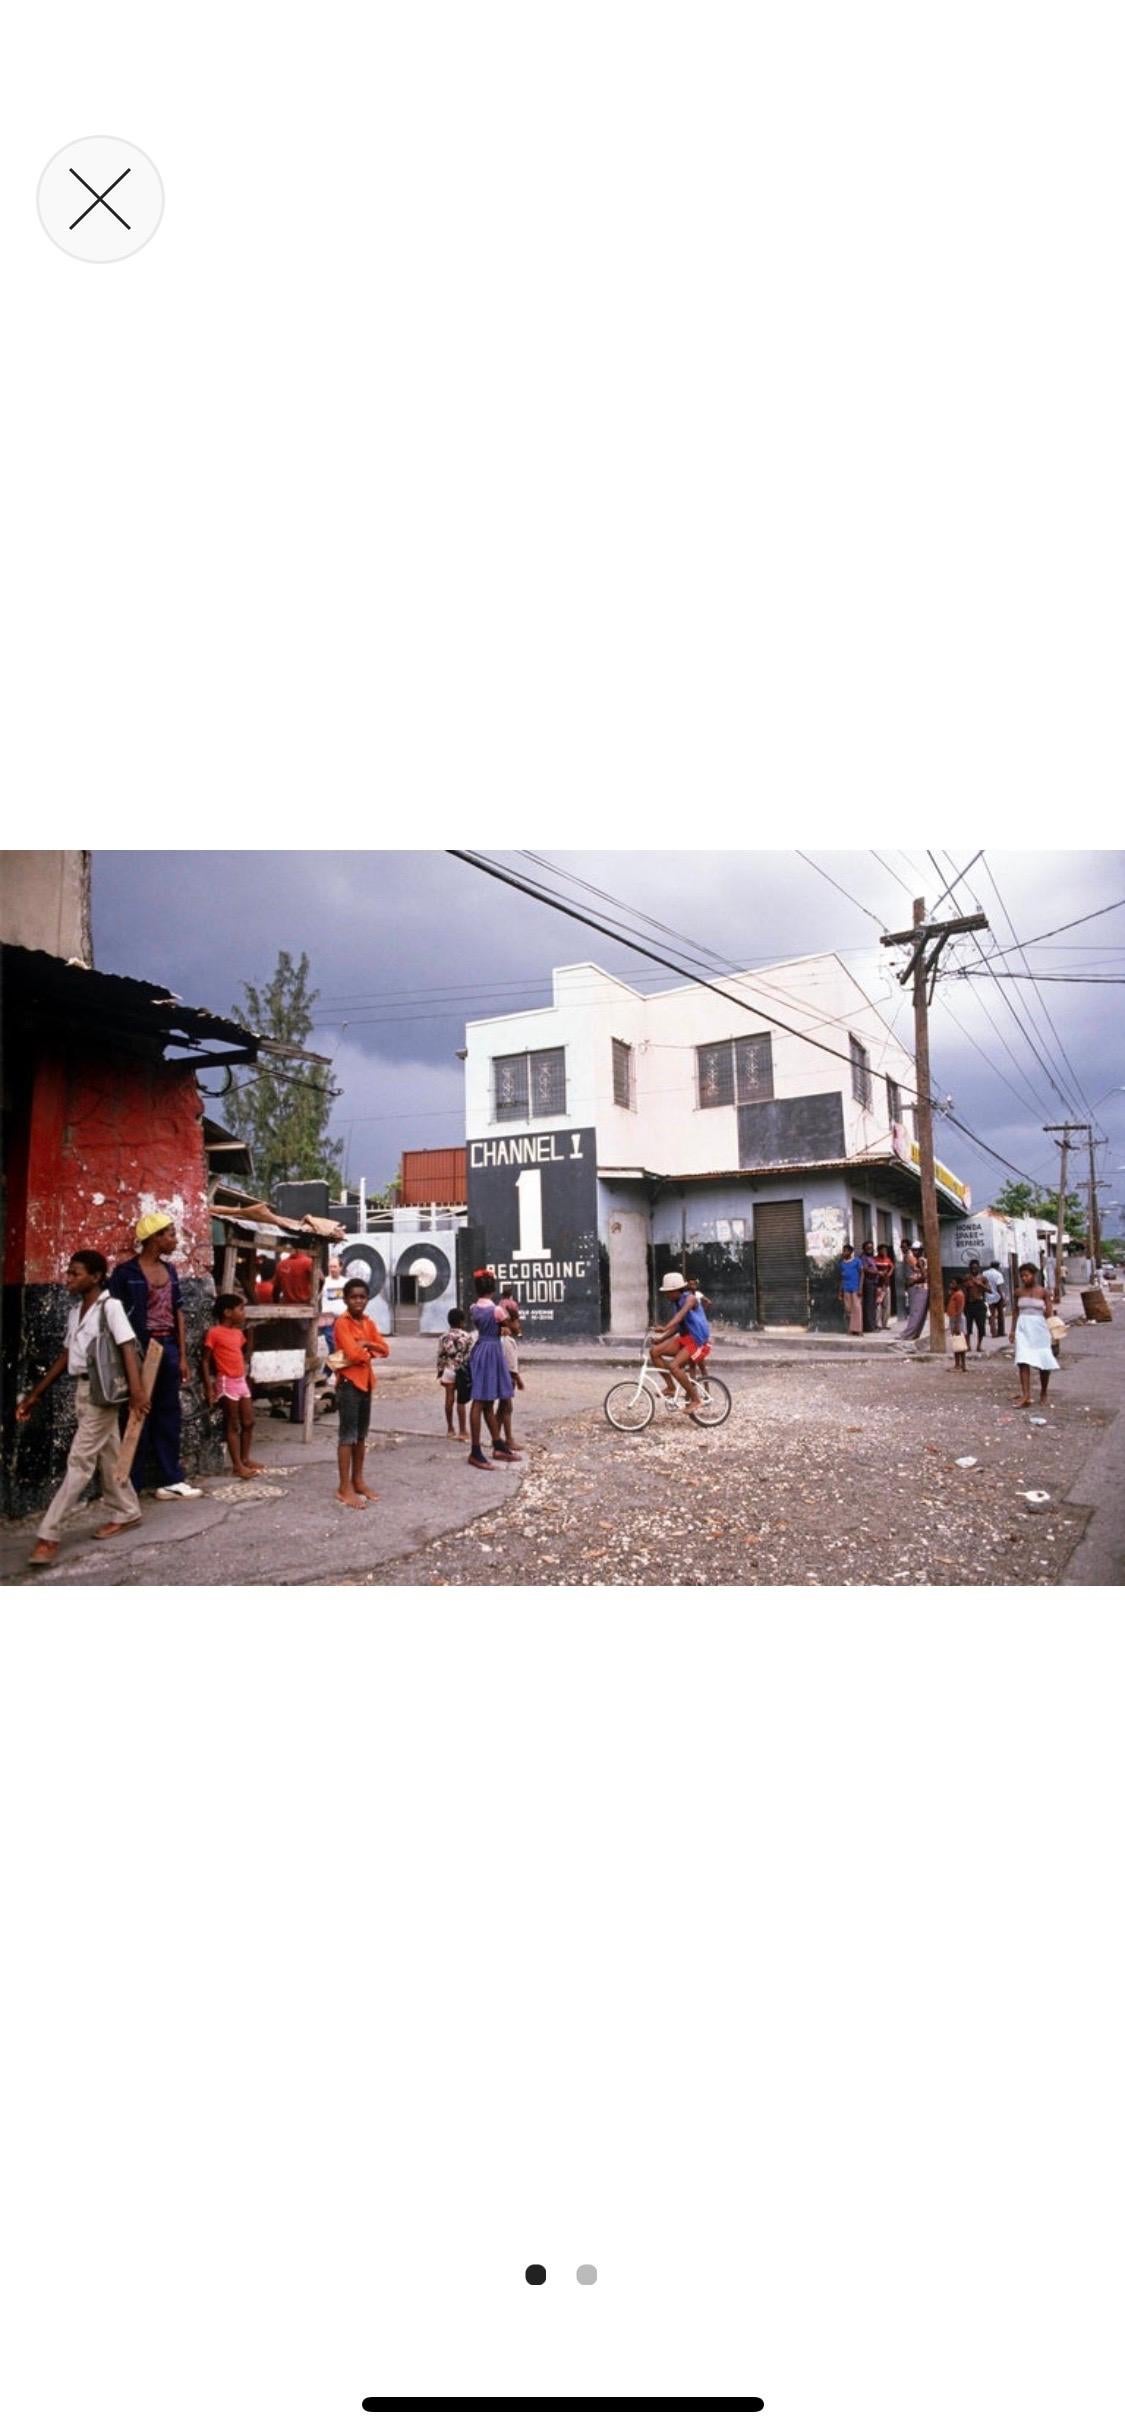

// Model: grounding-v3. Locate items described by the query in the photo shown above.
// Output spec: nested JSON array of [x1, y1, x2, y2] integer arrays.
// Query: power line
[[927, 848, 984, 918], [960, 893, 1125, 963], [979, 853, 1094, 1124], [451, 849, 912, 1096], [793, 850, 892, 928], [937, 1108, 1053, 1197], [928, 850, 1071, 1112]]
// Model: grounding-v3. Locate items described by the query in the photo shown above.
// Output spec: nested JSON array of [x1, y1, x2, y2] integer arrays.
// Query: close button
[[38, 135, 164, 264]]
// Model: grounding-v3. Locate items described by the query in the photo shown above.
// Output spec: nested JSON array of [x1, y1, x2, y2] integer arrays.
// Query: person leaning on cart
[[16, 1249, 151, 1567]]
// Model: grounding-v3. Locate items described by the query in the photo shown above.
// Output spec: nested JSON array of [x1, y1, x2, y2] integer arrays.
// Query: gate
[[754, 1200, 808, 1326]]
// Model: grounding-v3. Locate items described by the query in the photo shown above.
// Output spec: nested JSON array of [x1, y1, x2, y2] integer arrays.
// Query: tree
[[223, 950, 344, 1198], [994, 1178, 1086, 1237]]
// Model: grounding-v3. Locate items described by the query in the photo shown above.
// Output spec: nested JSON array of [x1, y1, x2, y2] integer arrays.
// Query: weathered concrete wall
[[3, 1274, 223, 1519], [0, 851, 92, 962], [2, 1053, 220, 1518], [22, 1052, 212, 1283]]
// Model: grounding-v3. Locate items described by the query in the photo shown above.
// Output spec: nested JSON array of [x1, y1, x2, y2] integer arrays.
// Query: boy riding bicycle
[[650, 1269, 711, 1408]]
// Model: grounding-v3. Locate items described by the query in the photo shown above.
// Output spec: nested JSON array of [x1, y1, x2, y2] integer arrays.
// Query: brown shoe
[[28, 1540, 60, 1566], [93, 1517, 142, 1541]]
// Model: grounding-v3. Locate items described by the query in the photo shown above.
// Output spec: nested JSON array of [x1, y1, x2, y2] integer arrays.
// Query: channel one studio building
[[461, 956, 971, 1338]]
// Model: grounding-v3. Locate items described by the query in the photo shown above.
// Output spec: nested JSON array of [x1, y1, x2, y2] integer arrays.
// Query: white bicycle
[[603, 1333, 732, 1433]]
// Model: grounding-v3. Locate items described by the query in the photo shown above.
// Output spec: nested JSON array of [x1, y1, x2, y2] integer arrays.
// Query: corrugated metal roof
[[1, 944, 260, 1059]]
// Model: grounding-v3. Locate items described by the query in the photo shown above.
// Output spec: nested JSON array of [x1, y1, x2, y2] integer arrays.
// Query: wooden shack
[[209, 1189, 345, 1442]]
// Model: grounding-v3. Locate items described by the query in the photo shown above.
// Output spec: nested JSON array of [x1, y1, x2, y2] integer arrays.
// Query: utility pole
[[882, 897, 989, 1354], [1043, 1124, 1078, 1294], [1087, 1127, 1102, 1271]]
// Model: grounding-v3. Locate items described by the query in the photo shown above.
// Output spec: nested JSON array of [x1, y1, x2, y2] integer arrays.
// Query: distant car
[[1102, 1262, 1117, 1280]]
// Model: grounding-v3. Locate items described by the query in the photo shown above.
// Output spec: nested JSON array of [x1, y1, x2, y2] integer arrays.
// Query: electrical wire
[[450, 849, 915, 1097], [959, 894, 1125, 962], [927, 850, 1071, 1113], [979, 854, 1096, 1124], [793, 850, 894, 927]]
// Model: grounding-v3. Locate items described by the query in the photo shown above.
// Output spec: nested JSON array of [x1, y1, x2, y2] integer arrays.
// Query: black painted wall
[[466, 1127, 600, 1339], [653, 1238, 759, 1330], [738, 1092, 846, 1167]]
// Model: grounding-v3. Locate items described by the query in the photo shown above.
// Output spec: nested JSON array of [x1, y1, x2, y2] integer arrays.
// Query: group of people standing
[[17, 1213, 203, 1567], [838, 1240, 899, 1335]]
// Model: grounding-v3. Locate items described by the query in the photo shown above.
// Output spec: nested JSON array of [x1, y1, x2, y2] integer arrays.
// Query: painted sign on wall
[[467, 1127, 599, 1335]]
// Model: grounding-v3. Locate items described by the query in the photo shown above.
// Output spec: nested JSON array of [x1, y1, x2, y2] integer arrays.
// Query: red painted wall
[[20, 1051, 212, 1284]]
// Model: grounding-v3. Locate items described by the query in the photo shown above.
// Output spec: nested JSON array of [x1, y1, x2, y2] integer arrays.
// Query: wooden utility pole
[[882, 898, 989, 1354], [1043, 1124, 1075, 1295], [1087, 1126, 1102, 1271]]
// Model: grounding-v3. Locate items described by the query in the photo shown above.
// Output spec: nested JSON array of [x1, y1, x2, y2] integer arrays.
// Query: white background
[[3, 6, 1124, 2433]]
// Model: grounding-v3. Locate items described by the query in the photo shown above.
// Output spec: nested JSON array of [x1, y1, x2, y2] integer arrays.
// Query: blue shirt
[[675, 1291, 710, 1346], [839, 1256, 863, 1293]]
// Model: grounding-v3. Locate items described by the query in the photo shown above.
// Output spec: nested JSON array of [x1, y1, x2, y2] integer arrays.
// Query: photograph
[[3, 842, 1122, 1591]]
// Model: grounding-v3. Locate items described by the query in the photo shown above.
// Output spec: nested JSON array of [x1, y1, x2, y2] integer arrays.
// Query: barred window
[[886, 1074, 902, 1125], [850, 1033, 873, 1111], [612, 1038, 634, 1108], [697, 1033, 773, 1108], [492, 1053, 529, 1124], [734, 1033, 773, 1103], [491, 1047, 567, 1124]]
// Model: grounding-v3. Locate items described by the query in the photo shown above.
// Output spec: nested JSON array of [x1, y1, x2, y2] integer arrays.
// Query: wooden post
[[114, 1341, 164, 1483], [1055, 1130, 1069, 1299], [1086, 1123, 1101, 1272], [909, 900, 947, 1355]]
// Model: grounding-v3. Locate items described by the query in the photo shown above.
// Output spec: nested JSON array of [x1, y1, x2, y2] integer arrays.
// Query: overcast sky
[[91, 850, 1125, 1224]]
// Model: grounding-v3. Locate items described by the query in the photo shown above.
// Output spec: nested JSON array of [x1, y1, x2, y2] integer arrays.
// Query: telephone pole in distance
[[882, 897, 989, 1355]]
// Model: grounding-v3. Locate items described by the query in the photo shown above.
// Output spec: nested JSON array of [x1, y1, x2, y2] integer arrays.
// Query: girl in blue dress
[[467, 1270, 519, 1470]]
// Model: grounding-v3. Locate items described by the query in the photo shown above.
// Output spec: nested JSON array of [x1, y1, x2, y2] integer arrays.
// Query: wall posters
[[467, 1127, 600, 1335]]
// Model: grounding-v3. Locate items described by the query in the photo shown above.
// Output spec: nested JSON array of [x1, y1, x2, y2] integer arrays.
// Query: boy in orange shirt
[[333, 1277, 390, 1507]]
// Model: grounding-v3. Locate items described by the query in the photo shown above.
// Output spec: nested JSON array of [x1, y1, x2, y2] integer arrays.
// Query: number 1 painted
[[514, 1169, 551, 1260]]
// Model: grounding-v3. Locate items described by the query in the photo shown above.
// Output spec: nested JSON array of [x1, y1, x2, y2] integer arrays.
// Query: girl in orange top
[[333, 1278, 390, 1507], [202, 1293, 264, 1478]]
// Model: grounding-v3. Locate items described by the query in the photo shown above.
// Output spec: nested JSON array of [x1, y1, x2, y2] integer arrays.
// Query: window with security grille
[[492, 1054, 529, 1124], [697, 1033, 773, 1108], [612, 1038, 634, 1108], [530, 1047, 566, 1117], [886, 1074, 902, 1125], [491, 1047, 567, 1124], [734, 1033, 773, 1103], [850, 1033, 873, 1110]]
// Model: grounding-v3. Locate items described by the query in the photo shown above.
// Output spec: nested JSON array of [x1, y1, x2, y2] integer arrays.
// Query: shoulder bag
[[87, 1300, 130, 1406]]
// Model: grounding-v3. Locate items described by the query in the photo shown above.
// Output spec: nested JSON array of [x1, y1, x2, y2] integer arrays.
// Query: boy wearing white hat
[[649, 1270, 709, 1409]]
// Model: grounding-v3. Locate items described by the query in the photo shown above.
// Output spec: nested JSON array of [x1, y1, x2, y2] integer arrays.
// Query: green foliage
[[994, 1177, 1086, 1235], [223, 950, 344, 1199]]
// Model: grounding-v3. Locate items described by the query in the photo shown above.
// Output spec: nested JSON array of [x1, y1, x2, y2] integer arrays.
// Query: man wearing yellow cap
[[108, 1215, 204, 1499]]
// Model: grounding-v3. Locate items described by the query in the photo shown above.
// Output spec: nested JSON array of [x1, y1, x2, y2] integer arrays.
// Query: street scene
[[3, 845, 1123, 1591]]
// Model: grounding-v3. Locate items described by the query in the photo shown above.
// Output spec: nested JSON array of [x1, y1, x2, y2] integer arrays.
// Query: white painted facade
[[464, 954, 918, 1175]]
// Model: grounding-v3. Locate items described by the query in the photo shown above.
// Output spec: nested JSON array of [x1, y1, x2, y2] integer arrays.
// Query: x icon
[[68, 166, 131, 231]]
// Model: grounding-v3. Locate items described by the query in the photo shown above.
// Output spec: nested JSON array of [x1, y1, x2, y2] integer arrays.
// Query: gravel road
[[354, 1345, 1109, 1588]]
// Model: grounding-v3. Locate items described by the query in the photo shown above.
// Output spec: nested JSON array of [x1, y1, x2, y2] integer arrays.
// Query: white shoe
[[154, 1482, 204, 1500]]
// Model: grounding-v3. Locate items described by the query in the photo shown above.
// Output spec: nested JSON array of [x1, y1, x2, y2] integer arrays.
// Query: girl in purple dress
[[467, 1269, 519, 1471]]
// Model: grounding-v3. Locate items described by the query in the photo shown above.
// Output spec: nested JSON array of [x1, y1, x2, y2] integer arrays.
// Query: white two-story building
[[462, 955, 971, 1336]]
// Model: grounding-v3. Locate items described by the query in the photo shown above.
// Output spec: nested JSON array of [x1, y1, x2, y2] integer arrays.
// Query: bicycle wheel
[[604, 1379, 656, 1434], [688, 1371, 731, 1427]]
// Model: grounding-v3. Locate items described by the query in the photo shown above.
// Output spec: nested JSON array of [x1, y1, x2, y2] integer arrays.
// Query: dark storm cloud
[[91, 850, 1125, 1219]]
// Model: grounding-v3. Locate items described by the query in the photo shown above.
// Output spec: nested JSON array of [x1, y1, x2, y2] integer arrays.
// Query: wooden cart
[[209, 1193, 345, 1443]]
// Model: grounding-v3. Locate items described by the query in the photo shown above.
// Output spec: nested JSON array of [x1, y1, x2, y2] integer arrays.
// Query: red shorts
[[677, 1334, 710, 1362]]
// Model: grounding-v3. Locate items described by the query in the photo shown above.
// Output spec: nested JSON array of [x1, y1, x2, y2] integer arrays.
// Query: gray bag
[[87, 1299, 130, 1407]]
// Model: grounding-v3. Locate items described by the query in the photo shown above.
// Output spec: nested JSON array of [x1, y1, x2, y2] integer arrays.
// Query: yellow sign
[[891, 1124, 970, 1209]]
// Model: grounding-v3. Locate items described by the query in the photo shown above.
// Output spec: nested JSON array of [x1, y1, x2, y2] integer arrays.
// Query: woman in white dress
[[1009, 1262, 1059, 1408]]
